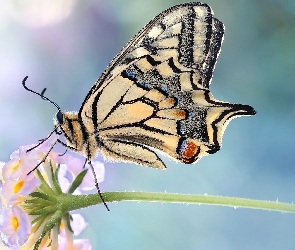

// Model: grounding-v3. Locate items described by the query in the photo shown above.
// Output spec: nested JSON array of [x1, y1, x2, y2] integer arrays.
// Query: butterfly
[[23, 2, 255, 207]]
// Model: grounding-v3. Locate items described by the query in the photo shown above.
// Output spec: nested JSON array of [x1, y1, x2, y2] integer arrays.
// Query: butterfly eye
[[55, 111, 64, 124]]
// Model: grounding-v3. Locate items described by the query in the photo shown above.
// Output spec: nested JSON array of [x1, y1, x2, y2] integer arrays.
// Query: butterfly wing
[[82, 2, 222, 102], [79, 3, 255, 168]]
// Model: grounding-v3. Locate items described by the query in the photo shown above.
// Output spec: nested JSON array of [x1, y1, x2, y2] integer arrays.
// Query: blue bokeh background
[[1, 0, 295, 249]]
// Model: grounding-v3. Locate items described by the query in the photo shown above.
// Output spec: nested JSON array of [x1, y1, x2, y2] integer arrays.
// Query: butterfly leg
[[57, 139, 110, 211], [27, 139, 58, 175], [57, 139, 77, 151], [27, 126, 59, 152], [88, 161, 110, 211]]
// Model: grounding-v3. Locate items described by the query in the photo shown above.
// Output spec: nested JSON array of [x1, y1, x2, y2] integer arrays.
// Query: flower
[[0, 141, 104, 249], [2, 175, 40, 205], [60, 214, 88, 237], [58, 237, 92, 250], [0, 206, 31, 248], [66, 158, 105, 192], [0, 162, 5, 189], [2, 145, 39, 181]]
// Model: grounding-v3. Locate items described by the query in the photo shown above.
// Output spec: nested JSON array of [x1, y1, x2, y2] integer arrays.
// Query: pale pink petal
[[2, 158, 22, 181], [59, 213, 87, 238], [58, 236, 71, 250], [0, 206, 31, 247], [5, 146, 39, 181], [12, 206, 31, 245], [10, 145, 36, 160], [48, 151, 73, 165], [70, 214, 88, 236], [73, 239, 92, 250], [79, 161, 105, 191], [57, 164, 77, 193], [66, 158, 85, 176], [58, 164, 69, 178], [90, 161, 104, 184], [7, 232, 19, 246], [0, 207, 14, 235], [2, 176, 41, 204], [0, 161, 5, 188], [36, 133, 59, 153], [58, 237, 92, 250], [58, 176, 71, 193], [67, 159, 104, 191]]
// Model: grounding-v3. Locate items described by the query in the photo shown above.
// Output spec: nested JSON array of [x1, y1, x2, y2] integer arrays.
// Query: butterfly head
[[53, 111, 81, 147], [55, 111, 64, 125]]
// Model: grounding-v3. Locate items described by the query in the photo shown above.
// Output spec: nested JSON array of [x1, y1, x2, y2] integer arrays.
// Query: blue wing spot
[[137, 81, 150, 91], [187, 111, 193, 118], [125, 70, 137, 80], [121, 70, 136, 80]]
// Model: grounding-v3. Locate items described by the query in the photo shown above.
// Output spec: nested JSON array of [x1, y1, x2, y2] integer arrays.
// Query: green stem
[[61, 191, 295, 214]]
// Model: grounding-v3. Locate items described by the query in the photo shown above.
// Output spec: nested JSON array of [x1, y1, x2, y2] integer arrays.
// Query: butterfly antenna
[[88, 161, 110, 211], [22, 76, 61, 112]]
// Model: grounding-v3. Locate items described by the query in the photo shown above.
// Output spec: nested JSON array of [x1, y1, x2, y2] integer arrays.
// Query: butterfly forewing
[[81, 2, 222, 100], [75, 2, 255, 168]]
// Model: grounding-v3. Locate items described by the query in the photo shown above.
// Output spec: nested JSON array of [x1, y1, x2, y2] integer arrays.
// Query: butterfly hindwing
[[96, 70, 189, 165]]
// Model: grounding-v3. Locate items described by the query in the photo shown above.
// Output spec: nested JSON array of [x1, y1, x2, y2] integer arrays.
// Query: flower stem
[[62, 192, 295, 214]]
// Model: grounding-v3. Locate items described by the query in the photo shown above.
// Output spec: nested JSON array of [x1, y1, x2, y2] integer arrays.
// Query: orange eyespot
[[178, 139, 200, 163], [181, 141, 198, 158]]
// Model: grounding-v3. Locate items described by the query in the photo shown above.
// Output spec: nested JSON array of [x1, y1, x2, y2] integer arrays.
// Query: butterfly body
[[40, 2, 255, 170]]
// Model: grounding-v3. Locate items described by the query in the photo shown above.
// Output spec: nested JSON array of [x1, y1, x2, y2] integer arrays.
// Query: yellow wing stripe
[[99, 101, 154, 129], [144, 118, 178, 135], [134, 57, 154, 73], [144, 89, 166, 102], [123, 84, 148, 102], [95, 75, 133, 124], [156, 60, 176, 78]]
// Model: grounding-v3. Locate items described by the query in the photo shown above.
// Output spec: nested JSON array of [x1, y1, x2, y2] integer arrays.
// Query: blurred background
[[1, 0, 295, 249]]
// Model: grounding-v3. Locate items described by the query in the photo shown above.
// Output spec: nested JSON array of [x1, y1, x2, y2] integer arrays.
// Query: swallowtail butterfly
[[23, 2, 256, 209]]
